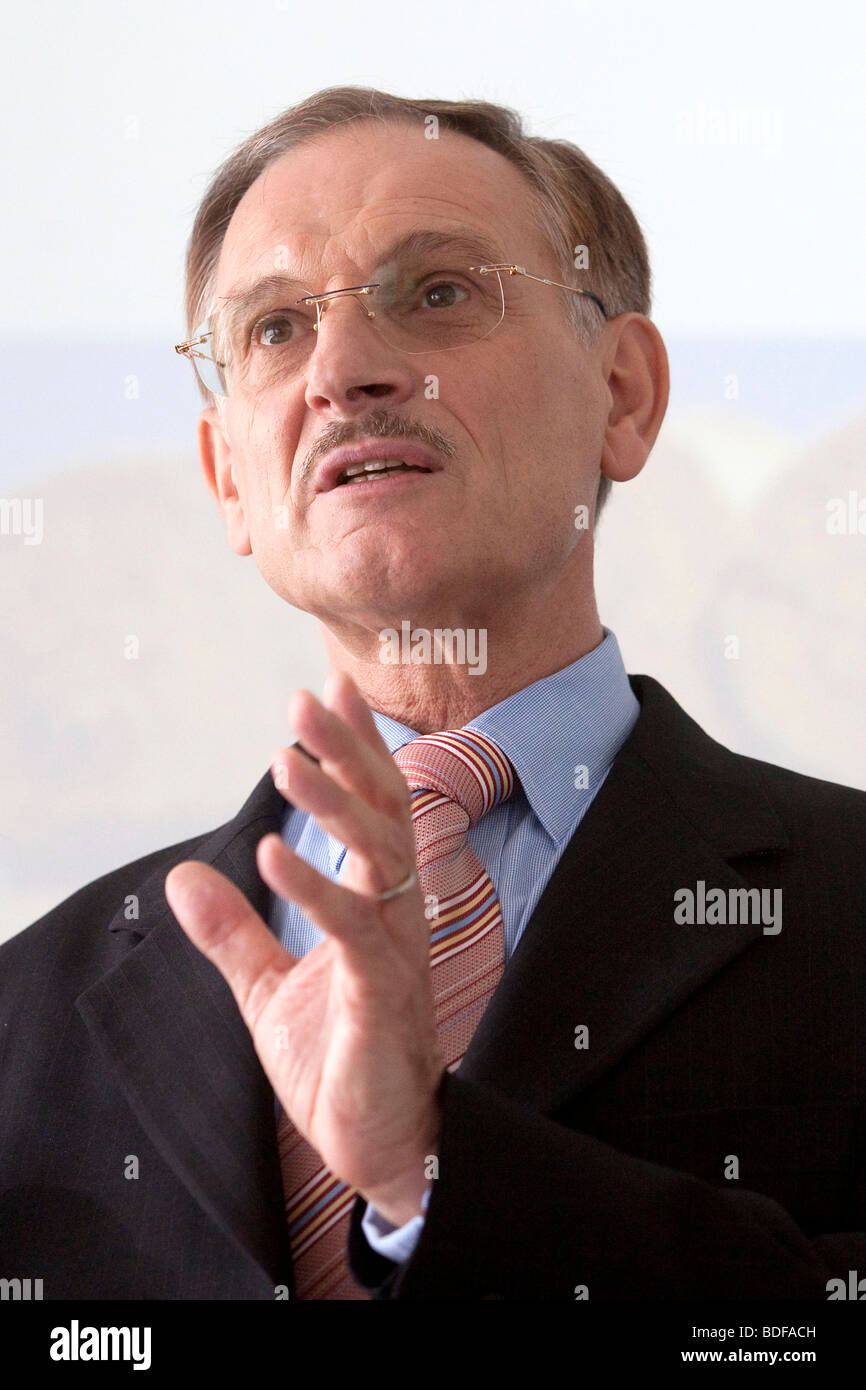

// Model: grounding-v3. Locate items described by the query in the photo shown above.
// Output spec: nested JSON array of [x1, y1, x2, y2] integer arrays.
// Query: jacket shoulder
[[1, 764, 284, 989], [0, 822, 220, 971], [738, 749, 866, 811], [627, 674, 866, 854], [734, 749, 866, 858]]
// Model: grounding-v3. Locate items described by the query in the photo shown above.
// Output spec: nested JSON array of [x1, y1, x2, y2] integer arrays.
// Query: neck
[[318, 581, 604, 735]]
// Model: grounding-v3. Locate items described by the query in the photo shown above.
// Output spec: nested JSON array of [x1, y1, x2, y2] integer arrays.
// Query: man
[[1, 86, 864, 1302]]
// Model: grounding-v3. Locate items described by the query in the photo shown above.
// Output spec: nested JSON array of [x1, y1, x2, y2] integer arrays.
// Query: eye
[[252, 313, 304, 347], [420, 278, 471, 310]]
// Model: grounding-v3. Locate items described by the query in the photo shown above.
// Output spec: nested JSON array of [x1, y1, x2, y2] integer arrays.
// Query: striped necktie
[[277, 727, 517, 1300]]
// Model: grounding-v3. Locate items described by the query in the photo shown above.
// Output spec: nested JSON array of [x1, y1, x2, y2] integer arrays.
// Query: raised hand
[[164, 670, 444, 1226]]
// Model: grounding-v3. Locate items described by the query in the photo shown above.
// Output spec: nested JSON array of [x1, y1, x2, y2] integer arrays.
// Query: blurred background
[[1, 0, 864, 941]]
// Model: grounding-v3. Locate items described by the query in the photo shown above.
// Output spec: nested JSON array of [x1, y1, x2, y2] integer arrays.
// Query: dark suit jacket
[[2, 675, 865, 1300]]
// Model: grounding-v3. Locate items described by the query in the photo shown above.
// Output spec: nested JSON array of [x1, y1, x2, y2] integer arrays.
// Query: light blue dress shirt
[[267, 627, 639, 1269]]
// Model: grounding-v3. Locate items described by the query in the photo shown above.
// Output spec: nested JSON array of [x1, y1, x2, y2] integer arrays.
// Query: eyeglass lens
[[194, 255, 507, 396]]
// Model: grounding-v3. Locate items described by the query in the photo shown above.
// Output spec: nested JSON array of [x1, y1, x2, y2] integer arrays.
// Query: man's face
[[200, 120, 611, 632]]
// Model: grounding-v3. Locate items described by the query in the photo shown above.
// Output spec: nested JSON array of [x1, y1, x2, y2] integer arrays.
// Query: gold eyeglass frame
[[173, 262, 608, 396]]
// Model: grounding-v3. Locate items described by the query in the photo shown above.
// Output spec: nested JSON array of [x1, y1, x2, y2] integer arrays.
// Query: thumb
[[165, 860, 294, 1027]]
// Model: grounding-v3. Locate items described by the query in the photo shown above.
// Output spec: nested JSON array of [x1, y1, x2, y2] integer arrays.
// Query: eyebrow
[[213, 228, 506, 337]]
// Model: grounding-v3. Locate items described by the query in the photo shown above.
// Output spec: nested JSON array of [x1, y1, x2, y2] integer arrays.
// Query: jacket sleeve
[[348, 1068, 866, 1299]]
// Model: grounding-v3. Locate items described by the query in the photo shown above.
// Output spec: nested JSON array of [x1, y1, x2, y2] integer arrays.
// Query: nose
[[302, 289, 418, 416]]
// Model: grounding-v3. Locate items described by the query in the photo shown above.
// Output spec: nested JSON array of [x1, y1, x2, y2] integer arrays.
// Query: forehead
[[214, 120, 553, 293]]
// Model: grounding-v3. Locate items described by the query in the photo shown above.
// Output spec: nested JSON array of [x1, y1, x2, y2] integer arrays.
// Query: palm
[[258, 927, 438, 1190], [165, 672, 444, 1210]]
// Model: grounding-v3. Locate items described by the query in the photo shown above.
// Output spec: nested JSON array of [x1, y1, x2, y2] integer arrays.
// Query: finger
[[290, 686, 391, 799], [323, 670, 392, 757], [287, 688, 409, 819], [256, 833, 381, 956], [164, 860, 298, 1030], [270, 746, 414, 893]]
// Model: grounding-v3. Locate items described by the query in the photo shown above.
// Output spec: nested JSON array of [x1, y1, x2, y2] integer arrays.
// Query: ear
[[598, 314, 669, 485], [197, 406, 252, 556]]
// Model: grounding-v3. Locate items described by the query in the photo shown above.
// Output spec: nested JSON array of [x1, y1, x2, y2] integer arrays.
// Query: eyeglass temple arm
[[472, 263, 607, 318], [174, 332, 227, 369], [174, 334, 207, 355]]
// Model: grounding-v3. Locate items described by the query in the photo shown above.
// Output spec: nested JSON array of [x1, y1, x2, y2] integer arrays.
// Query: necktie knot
[[393, 728, 516, 829]]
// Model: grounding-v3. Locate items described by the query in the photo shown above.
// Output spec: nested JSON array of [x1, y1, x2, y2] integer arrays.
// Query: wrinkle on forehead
[[214, 121, 550, 296]]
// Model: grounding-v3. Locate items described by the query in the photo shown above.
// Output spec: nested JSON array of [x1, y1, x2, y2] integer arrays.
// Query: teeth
[[343, 458, 405, 478], [338, 459, 421, 485]]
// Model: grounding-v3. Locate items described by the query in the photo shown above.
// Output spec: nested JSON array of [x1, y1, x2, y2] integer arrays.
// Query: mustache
[[303, 411, 456, 482]]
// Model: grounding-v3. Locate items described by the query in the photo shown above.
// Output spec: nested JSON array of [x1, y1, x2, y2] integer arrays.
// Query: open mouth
[[335, 459, 433, 486]]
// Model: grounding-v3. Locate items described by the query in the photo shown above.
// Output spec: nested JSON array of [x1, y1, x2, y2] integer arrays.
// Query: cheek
[[229, 400, 299, 515]]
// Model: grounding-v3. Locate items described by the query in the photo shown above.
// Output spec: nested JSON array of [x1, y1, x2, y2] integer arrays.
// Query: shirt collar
[[327, 628, 638, 870]]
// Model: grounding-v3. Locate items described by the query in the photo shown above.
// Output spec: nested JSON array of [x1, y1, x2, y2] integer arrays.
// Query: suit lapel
[[457, 675, 791, 1116], [77, 765, 292, 1287]]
